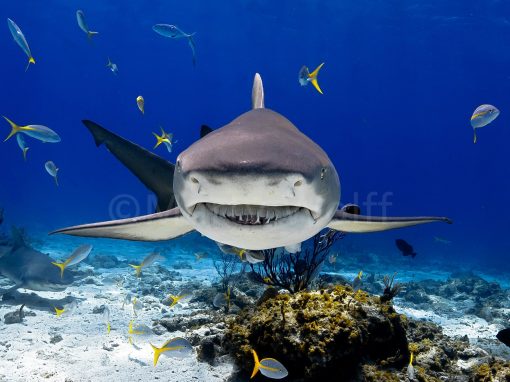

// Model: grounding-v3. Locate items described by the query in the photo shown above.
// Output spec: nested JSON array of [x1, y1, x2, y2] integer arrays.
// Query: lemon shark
[[53, 74, 451, 250], [0, 229, 74, 294]]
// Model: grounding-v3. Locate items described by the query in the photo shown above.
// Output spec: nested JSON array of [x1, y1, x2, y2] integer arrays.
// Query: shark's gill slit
[[201, 203, 304, 225]]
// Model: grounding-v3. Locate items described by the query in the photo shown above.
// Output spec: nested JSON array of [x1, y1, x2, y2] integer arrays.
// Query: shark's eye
[[176, 160, 182, 172], [320, 168, 327, 180]]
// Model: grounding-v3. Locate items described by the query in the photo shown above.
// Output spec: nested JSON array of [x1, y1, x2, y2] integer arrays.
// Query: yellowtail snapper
[[129, 252, 163, 277], [7, 18, 35, 71], [103, 305, 111, 334], [16, 134, 29, 161], [45, 161, 59, 186], [132, 297, 143, 316], [54, 300, 78, 317], [470, 104, 499, 143], [152, 24, 196, 66], [151, 337, 193, 366], [299, 63, 324, 94], [352, 270, 363, 291], [3, 116, 61, 143], [106, 57, 118, 74], [128, 320, 153, 344], [153, 127, 176, 153], [213, 287, 231, 309], [136, 96, 145, 114], [166, 294, 187, 308], [76, 10, 98, 39], [51, 244, 93, 278], [250, 349, 288, 379], [407, 352, 415, 380]]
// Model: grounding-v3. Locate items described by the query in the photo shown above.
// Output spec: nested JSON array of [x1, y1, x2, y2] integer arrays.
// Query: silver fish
[[16, 134, 29, 161], [65, 244, 93, 267], [103, 305, 111, 333], [251, 349, 289, 379], [470, 104, 499, 143], [213, 292, 228, 308], [122, 293, 132, 309], [352, 271, 362, 292], [151, 337, 193, 366], [152, 24, 196, 66], [3, 116, 61, 143], [76, 10, 98, 39], [106, 57, 118, 75], [51, 244, 92, 278], [245, 250, 265, 264], [45, 161, 59, 186], [7, 18, 35, 71]]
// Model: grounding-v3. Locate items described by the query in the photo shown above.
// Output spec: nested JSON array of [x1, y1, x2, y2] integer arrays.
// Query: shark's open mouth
[[200, 203, 308, 225]]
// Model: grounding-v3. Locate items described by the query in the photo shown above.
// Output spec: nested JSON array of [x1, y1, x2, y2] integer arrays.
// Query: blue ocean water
[[1, 0, 509, 271]]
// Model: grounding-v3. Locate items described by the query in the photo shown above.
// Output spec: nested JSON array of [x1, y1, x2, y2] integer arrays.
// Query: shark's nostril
[[190, 176, 199, 184], [294, 180, 302, 187]]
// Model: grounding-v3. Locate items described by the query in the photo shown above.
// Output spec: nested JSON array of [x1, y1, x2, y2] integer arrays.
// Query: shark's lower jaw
[[185, 202, 327, 250], [202, 203, 307, 226]]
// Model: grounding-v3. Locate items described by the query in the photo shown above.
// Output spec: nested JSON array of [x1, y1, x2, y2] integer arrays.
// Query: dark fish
[[497, 328, 510, 347], [395, 239, 416, 258]]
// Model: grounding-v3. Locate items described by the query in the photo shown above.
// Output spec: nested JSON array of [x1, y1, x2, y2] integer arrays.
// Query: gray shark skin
[[53, 73, 451, 250], [83, 120, 176, 212], [0, 236, 74, 294]]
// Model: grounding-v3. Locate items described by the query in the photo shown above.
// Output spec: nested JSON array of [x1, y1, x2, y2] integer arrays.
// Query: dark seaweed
[[380, 272, 402, 303], [250, 229, 344, 293]]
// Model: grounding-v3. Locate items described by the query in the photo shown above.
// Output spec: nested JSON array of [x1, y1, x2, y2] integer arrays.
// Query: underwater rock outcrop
[[223, 284, 501, 381], [86, 254, 128, 269], [224, 286, 409, 381], [472, 360, 510, 381], [3, 304, 25, 324], [401, 272, 510, 326]]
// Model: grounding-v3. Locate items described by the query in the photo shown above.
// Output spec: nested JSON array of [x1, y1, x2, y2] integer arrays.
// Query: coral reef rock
[[3, 306, 24, 325], [224, 286, 409, 381]]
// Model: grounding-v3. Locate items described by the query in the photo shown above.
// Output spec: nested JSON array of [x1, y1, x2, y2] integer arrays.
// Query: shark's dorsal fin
[[82, 120, 176, 212], [10, 226, 27, 250], [251, 73, 264, 109], [200, 125, 214, 138]]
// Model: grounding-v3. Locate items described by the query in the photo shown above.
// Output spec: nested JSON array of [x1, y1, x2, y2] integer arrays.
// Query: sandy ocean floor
[[0, 234, 509, 381], [0, 235, 234, 382], [0, 277, 234, 382]]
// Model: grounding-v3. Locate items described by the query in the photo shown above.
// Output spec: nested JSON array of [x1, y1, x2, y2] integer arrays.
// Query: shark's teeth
[[203, 203, 301, 226]]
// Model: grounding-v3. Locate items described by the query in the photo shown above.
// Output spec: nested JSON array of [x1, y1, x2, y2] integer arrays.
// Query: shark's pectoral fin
[[51, 207, 194, 241], [327, 210, 452, 233]]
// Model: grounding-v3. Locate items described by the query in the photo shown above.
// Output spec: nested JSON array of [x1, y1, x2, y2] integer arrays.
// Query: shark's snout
[[176, 170, 322, 221], [171, 108, 340, 249], [185, 172, 305, 198]]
